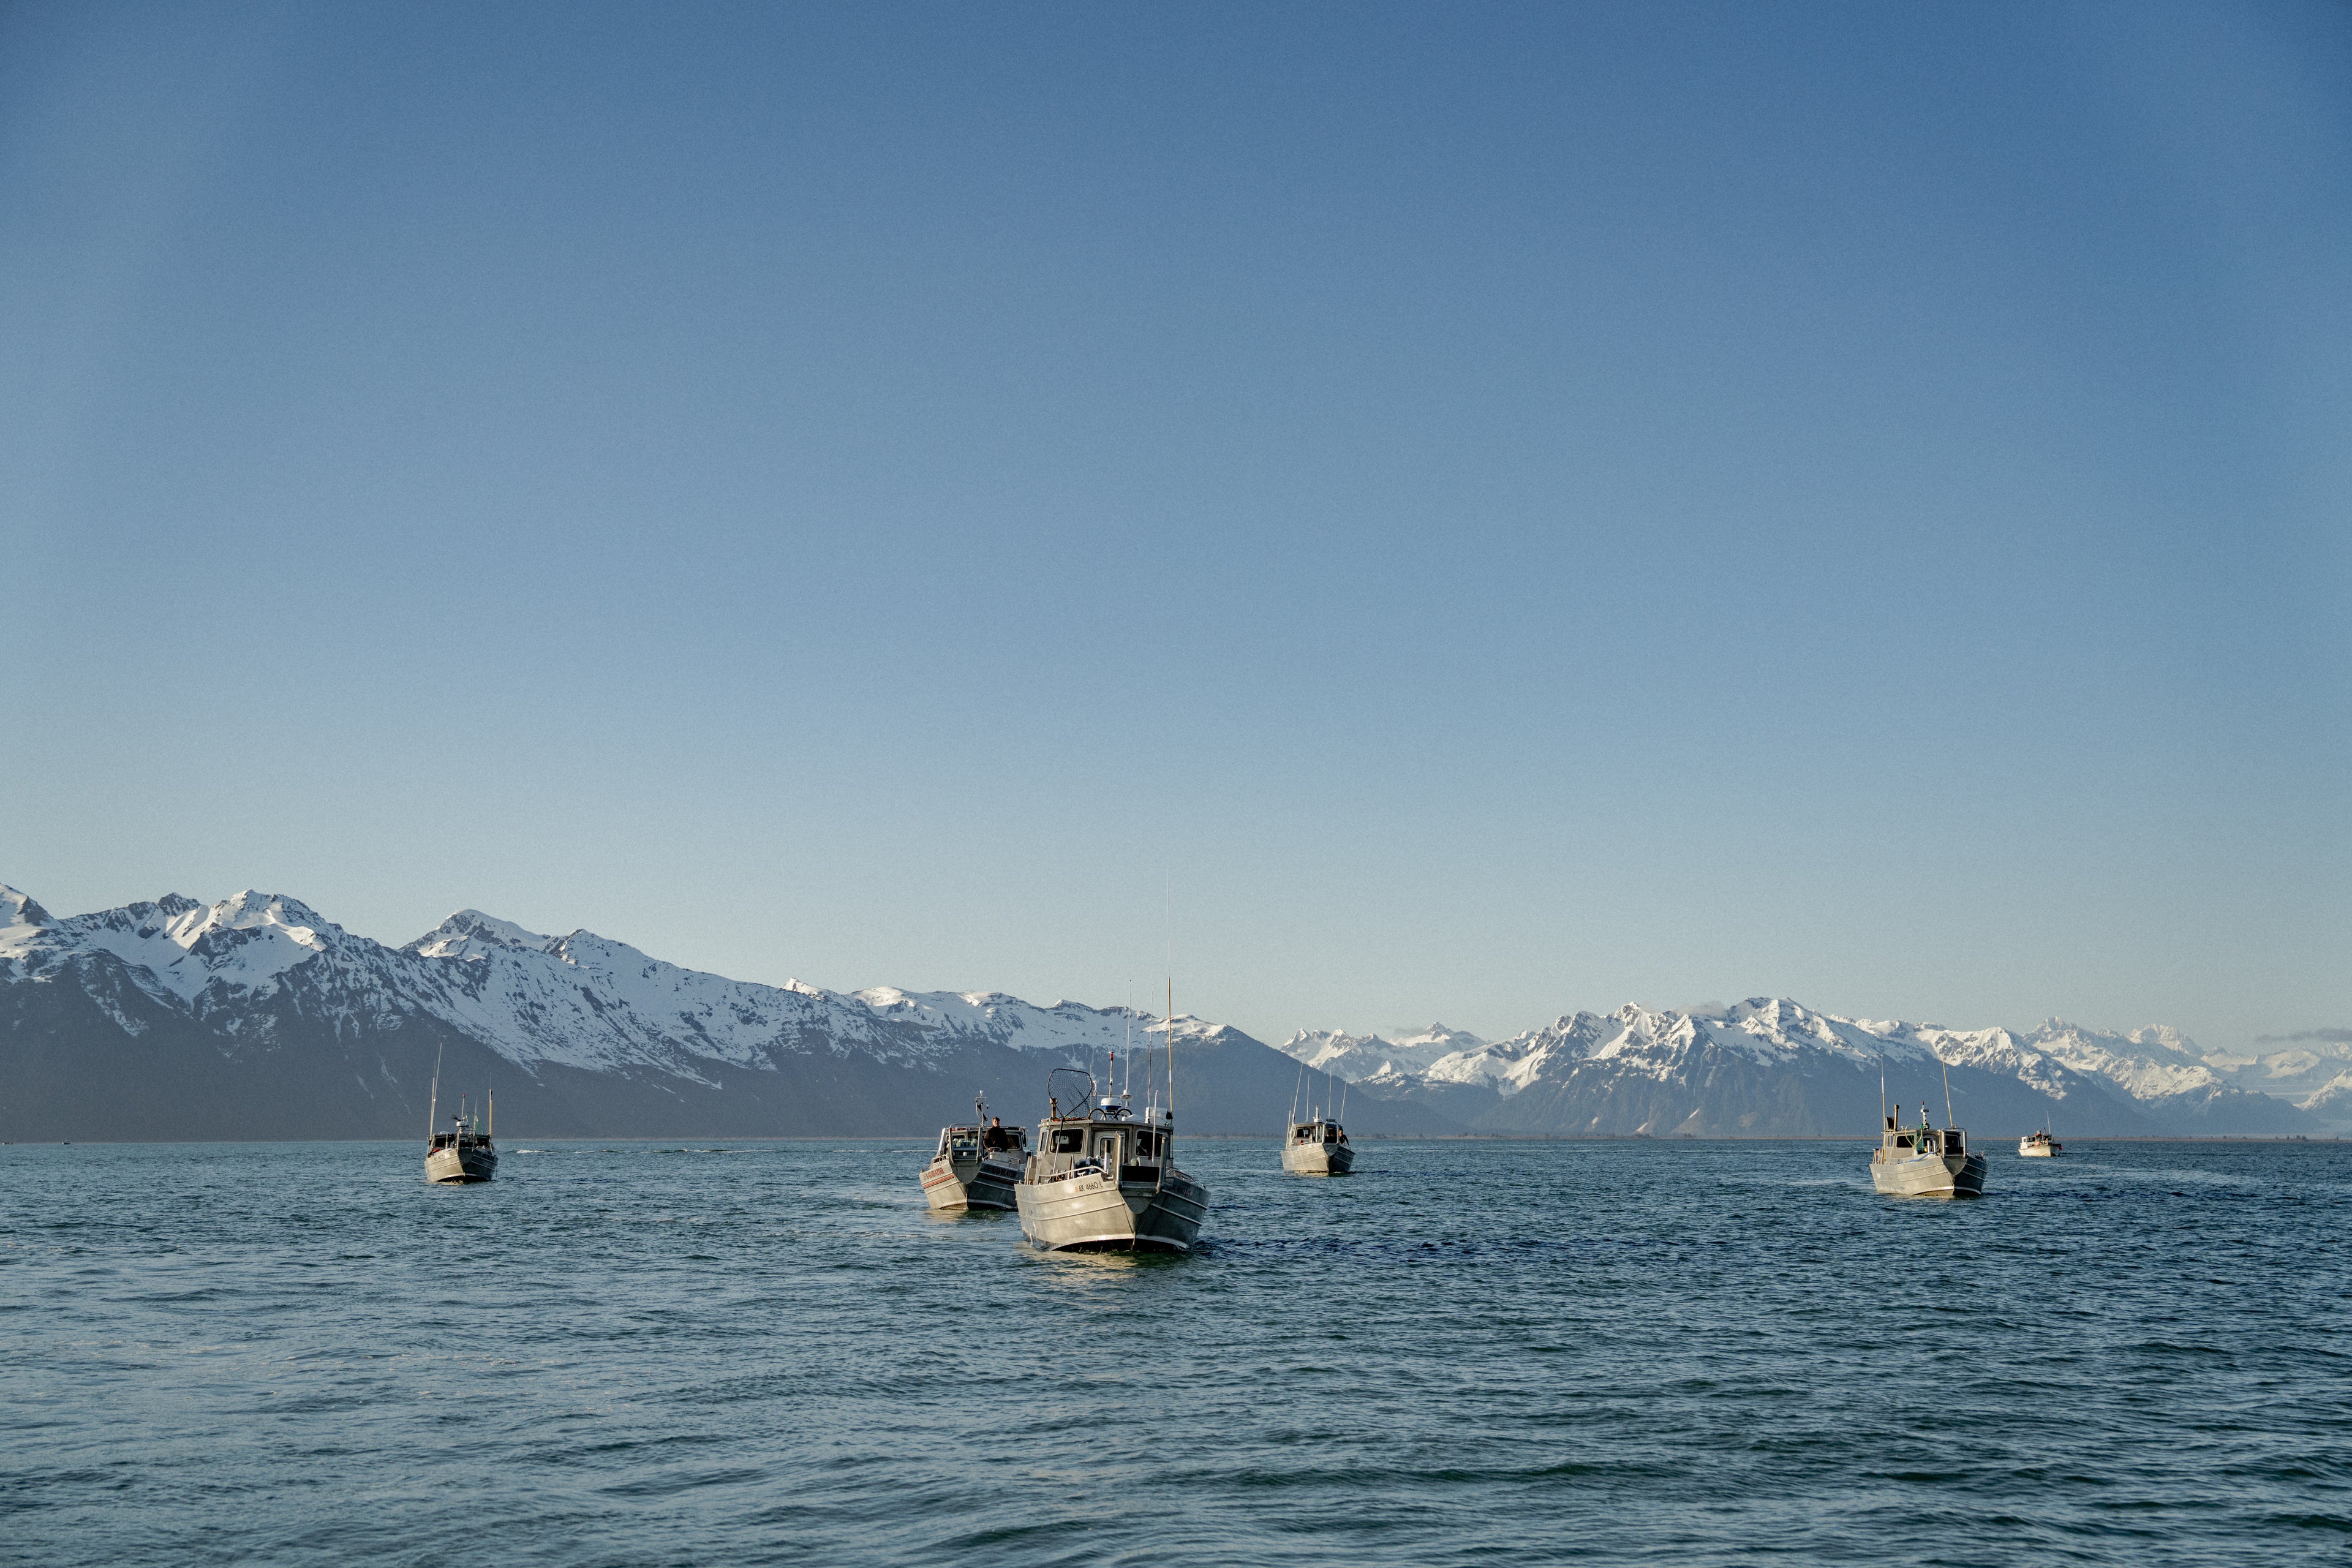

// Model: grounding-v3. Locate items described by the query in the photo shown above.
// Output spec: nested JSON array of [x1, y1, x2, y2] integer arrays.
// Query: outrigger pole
[[1166, 973, 1176, 1125]]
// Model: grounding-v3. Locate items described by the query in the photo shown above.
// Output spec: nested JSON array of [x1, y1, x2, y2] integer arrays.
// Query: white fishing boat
[[1871, 1109, 1985, 1196], [2018, 1128, 2062, 1158], [424, 1088, 497, 1183], [1016, 1074, 1205, 1251], [1868, 1047, 1986, 1197], [1281, 1118, 1354, 1175], [1014, 983, 1208, 1252], [919, 1094, 1028, 1211], [1279, 1062, 1354, 1170], [1279, 1059, 1356, 1174]]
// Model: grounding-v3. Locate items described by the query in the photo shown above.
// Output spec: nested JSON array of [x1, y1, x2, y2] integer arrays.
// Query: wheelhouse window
[[1050, 1128, 1084, 1154]]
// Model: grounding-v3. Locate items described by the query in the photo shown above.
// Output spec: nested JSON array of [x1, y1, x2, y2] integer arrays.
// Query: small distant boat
[[423, 1049, 496, 1184], [1280, 1059, 1356, 1174], [920, 1095, 1028, 1212], [1282, 1118, 1355, 1175], [2019, 1128, 2062, 1158], [426, 1102, 497, 1184]]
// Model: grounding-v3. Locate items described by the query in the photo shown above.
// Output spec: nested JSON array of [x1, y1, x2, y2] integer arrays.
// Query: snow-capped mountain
[[1340, 998, 2316, 1137], [0, 883, 1313, 1141], [2295, 1072, 2352, 1128], [2201, 1033, 2352, 1126], [2, 883, 2322, 1140], [1276, 1023, 1485, 1082]]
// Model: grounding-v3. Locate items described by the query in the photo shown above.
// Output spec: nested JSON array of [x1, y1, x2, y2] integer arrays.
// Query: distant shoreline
[[5, 1134, 2342, 1147]]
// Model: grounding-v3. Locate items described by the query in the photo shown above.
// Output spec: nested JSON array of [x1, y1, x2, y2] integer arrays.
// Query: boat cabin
[[1289, 1118, 1348, 1149], [935, 1119, 1028, 1165], [1877, 1114, 1965, 1159], [429, 1114, 490, 1153], [1028, 1093, 1173, 1188]]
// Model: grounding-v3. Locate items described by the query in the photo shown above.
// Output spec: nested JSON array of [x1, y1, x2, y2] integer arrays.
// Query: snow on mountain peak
[[7, 888, 354, 1004], [4, 881, 2296, 1127], [1277, 1022, 1490, 1082], [0, 886, 55, 976], [407, 909, 556, 961]]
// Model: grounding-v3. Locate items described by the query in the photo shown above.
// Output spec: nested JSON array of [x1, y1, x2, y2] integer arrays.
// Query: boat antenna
[[1339, 1071, 1348, 1124], [1165, 873, 1175, 1129], [1939, 1047, 1955, 1131], [429, 1042, 442, 1138], [1289, 1057, 1305, 1130], [1877, 1042, 1887, 1131], [1166, 972, 1176, 1125]]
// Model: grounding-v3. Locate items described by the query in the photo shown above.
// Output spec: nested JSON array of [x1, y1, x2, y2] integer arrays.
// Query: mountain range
[[1, 883, 2333, 1141], [1280, 1001, 2335, 1140]]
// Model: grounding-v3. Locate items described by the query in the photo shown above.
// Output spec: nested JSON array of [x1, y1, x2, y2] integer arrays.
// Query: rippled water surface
[[4, 1137, 2348, 1566]]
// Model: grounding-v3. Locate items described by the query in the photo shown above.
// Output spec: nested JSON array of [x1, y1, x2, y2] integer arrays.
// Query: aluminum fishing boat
[[1281, 1117, 1355, 1175], [1870, 1107, 1986, 1197], [919, 1095, 1028, 1212], [426, 1102, 497, 1184], [2018, 1128, 2063, 1158], [1016, 1068, 1207, 1252]]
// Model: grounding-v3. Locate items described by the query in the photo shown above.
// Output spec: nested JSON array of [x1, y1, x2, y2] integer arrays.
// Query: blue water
[[3, 1138, 2347, 1566]]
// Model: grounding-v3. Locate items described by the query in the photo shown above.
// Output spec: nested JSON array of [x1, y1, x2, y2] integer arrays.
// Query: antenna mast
[[1166, 974, 1176, 1125], [1165, 875, 1175, 1127], [1939, 1048, 1955, 1131]]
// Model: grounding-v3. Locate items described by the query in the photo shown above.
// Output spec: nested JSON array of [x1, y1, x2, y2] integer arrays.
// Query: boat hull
[[2018, 1140, 2060, 1157], [1016, 1167, 1208, 1252], [1871, 1150, 1987, 1197], [1281, 1141, 1355, 1175], [921, 1156, 1021, 1212], [426, 1146, 497, 1184]]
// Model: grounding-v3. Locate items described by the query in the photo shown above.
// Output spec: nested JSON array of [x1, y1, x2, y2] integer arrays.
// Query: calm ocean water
[[3, 1136, 2346, 1566]]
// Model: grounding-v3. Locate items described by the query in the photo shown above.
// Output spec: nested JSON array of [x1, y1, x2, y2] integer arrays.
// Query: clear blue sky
[[4, 1, 2346, 1051]]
